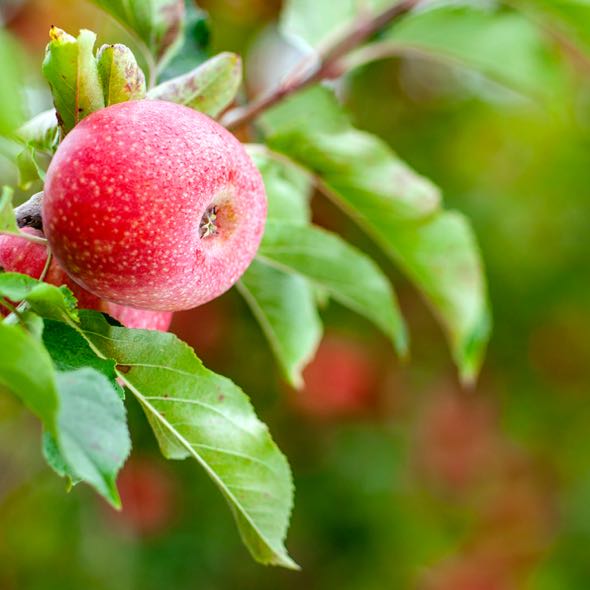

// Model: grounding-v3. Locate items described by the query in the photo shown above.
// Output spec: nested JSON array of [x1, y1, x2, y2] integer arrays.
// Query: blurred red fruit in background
[[421, 554, 513, 590], [414, 388, 500, 491], [108, 457, 177, 538], [293, 334, 381, 420]]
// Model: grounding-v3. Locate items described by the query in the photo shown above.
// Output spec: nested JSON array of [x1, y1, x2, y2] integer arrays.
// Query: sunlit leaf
[[238, 153, 320, 386], [76, 311, 298, 568], [263, 87, 489, 379], [383, 211, 490, 381], [262, 87, 441, 223], [97, 43, 146, 105], [148, 52, 241, 118], [258, 221, 407, 355], [42, 27, 105, 134]]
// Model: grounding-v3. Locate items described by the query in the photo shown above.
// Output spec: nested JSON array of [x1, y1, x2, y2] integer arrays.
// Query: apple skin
[[43, 100, 267, 311], [0, 229, 172, 331]]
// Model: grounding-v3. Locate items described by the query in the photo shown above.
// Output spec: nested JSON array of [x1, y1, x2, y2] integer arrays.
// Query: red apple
[[0, 229, 172, 330], [43, 100, 267, 311]]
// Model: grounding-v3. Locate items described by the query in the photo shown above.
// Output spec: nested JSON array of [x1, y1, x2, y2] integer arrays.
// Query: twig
[[222, 0, 421, 130], [0, 297, 20, 317], [0, 298, 29, 331], [0, 230, 48, 246], [39, 248, 53, 282]]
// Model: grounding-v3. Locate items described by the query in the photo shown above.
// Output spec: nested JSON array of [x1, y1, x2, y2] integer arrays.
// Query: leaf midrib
[[120, 373, 294, 567], [67, 317, 295, 568]]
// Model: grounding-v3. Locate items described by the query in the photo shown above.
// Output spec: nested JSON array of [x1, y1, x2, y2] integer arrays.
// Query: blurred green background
[[1, 0, 590, 588]]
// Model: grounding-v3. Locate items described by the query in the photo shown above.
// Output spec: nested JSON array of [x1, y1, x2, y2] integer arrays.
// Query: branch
[[0, 230, 48, 246], [221, 0, 421, 130]]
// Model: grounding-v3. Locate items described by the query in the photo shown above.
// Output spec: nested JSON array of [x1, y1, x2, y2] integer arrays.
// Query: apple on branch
[[42, 100, 267, 311]]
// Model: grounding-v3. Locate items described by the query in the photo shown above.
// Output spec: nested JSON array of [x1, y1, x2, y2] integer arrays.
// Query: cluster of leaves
[[6, 0, 584, 569]]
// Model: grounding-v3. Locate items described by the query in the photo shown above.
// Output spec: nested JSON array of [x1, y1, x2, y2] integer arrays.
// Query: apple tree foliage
[[0, 0, 579, 569]]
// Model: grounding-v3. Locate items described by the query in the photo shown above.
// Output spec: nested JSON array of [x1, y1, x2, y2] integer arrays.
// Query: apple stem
[[39, 248, 53, 281], [221, 0, 421, 131], [14, 191, 44, 231]]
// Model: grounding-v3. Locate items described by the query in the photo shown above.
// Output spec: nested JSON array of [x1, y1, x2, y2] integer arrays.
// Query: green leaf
[[262, 87, 441, 223], [0, 186, 18, 234], [148, 52, 242, 118], [262, 87, 489, 379], [92, 0, 185, 66], [17, 109, 60, 152], [0, 309, 128, 506], [42, 27, 105, 135], [97, 43, 147, 105], [382, 211, 490, 382], [238, 154, 319, 387], [0, 272, 78, 323], [238, 259, 322, 388], [0, 322, 59, 430], [258, 221, 407, 355], [53, 368, 131, 507], [382, 3, 565, 102], [42, 431, 77, 486], [248, 147, 312, 225], [75, 311, 297, 568], [43, 319, 124, 399]]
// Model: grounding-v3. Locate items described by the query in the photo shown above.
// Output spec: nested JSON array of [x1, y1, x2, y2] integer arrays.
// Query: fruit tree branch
[[221, 0, 421, 130]]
